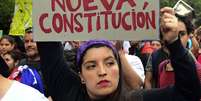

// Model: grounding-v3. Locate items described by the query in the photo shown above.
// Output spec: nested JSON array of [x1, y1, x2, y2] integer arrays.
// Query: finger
[[160, 7, 175, 15], [161, 17, 173, 24], [161, 19, 177, 28], [162, 13, 175, 19], [163, 19, 172, 24], [164, 22, 175, 27]]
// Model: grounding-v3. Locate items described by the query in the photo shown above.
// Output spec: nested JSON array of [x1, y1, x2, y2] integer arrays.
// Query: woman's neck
[[0, 75, 13, 99]]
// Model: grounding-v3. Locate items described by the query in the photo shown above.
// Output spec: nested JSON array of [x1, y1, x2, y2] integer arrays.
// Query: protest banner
[[33, 0, 159, 41]]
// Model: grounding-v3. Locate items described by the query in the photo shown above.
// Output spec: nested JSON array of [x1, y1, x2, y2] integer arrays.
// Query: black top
[[151, 47, 169, 87], [0, 56, 10, 77], [37, 39, 200, 101]]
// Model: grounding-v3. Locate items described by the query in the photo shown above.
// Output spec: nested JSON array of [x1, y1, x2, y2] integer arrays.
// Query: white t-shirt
[[123, 41, 131, 54], [125, 54, 145, 82], [1, 81, 48, 101]]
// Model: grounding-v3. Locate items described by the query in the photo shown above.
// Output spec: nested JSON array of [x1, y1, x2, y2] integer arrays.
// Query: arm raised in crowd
[[37, 42, 80, 100], [143, 7, 200, 101], [119, 50, 143, 89]]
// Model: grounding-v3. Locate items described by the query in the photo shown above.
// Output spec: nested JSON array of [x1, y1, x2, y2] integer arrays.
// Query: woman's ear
[[79, 72, 85, 84], [11, 44, 15, 50]]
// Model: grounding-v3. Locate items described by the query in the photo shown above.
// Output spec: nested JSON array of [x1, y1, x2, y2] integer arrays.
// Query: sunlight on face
[[24, 33, 38, 58], [0, 39, 14, 55], [80, 47, 119, 100]]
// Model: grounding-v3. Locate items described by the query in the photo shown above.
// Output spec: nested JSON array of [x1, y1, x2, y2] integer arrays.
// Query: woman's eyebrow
[[104, 56, 115, 61], [83, 60, 96, 66]]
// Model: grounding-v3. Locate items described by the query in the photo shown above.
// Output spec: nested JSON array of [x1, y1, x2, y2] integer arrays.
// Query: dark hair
[[3, 50, 22, 63], [64, 48, 77, 72], [176, 14, 195, 35], [0, 35, 15, 45], [78, 44, 120, 72], [25, 27, 33, 33]]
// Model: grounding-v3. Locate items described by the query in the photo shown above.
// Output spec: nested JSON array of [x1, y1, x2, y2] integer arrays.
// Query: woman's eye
[[4, 58, 9, 62], [106, 61, 115, 67], [85, 64, 96, 70]]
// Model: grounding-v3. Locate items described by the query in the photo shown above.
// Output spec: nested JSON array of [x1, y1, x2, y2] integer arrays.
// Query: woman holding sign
[[37, 7, 200, 101]]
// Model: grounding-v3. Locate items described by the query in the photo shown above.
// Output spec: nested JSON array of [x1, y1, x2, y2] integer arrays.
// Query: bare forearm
[[119, 51, 143, 89], [144, 72, 153, 90]]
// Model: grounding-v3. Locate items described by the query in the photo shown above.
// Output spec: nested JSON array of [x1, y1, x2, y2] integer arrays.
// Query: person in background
[[0, 56, 48, 101], [175, 14, 199, 60], [64, 41, 82, 51], [194, 26, 201, 63], [2, 50, 22, 73], [144, 11, 200, 90], [0, 35, 15, 56], [150, 40, 162, 51], [15, 27, 49, 97], [115, 40, 144, 89], [144, 38, 168, 89], [128, 41, 141, 57], [195, 26, 201, 47], [19, 27, 40, 65], [140, 41, 154, 69]]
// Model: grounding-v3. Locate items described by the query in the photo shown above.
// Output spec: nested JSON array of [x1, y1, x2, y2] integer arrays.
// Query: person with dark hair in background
[[144, 11, 200, 90], [0, 35, 15, 57], [16, 27, 50, 98], [2, 50, 22, 73], [0, 56, 48, 101]]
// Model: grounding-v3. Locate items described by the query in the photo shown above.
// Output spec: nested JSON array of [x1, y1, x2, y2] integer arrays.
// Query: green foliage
[[189, 0, 201, 27], [160, 0, 177, 8], [0, 0, 15, 35]]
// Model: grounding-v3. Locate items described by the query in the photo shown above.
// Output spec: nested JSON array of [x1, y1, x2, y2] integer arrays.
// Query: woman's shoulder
[[2, 81, 48, 101]]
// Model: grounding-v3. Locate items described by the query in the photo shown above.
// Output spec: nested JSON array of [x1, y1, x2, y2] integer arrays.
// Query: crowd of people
[[0, 7, 201, 101]]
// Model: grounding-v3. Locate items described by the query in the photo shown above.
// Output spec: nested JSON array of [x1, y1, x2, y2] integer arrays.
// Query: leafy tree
[[160, 0, 177, 8], [0, 0, 15, 35]]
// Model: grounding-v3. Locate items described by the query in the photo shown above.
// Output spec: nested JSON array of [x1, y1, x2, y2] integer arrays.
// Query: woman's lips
[[97, 80, 110, 88]]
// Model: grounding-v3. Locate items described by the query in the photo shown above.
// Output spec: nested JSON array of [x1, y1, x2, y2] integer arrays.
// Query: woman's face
[[0, 39, 14, 55], [80, 46, 119, 100], [24, 33, 38, 58], [2, 54, 16, 71], [151, 41, 161, 50], [177, 21, 188, 47]]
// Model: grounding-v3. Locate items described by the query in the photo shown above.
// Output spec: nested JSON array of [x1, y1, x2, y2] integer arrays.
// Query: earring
[[81, 80, 85, 84]]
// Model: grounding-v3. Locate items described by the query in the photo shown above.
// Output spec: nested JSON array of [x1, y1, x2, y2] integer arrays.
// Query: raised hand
[[160, 7, 179, 44]]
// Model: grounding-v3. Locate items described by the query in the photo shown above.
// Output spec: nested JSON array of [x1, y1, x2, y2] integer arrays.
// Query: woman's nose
[[97, 64, 107, 77]]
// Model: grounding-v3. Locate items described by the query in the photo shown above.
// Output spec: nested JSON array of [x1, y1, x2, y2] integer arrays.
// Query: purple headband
[[76, 39, 117, 70]]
